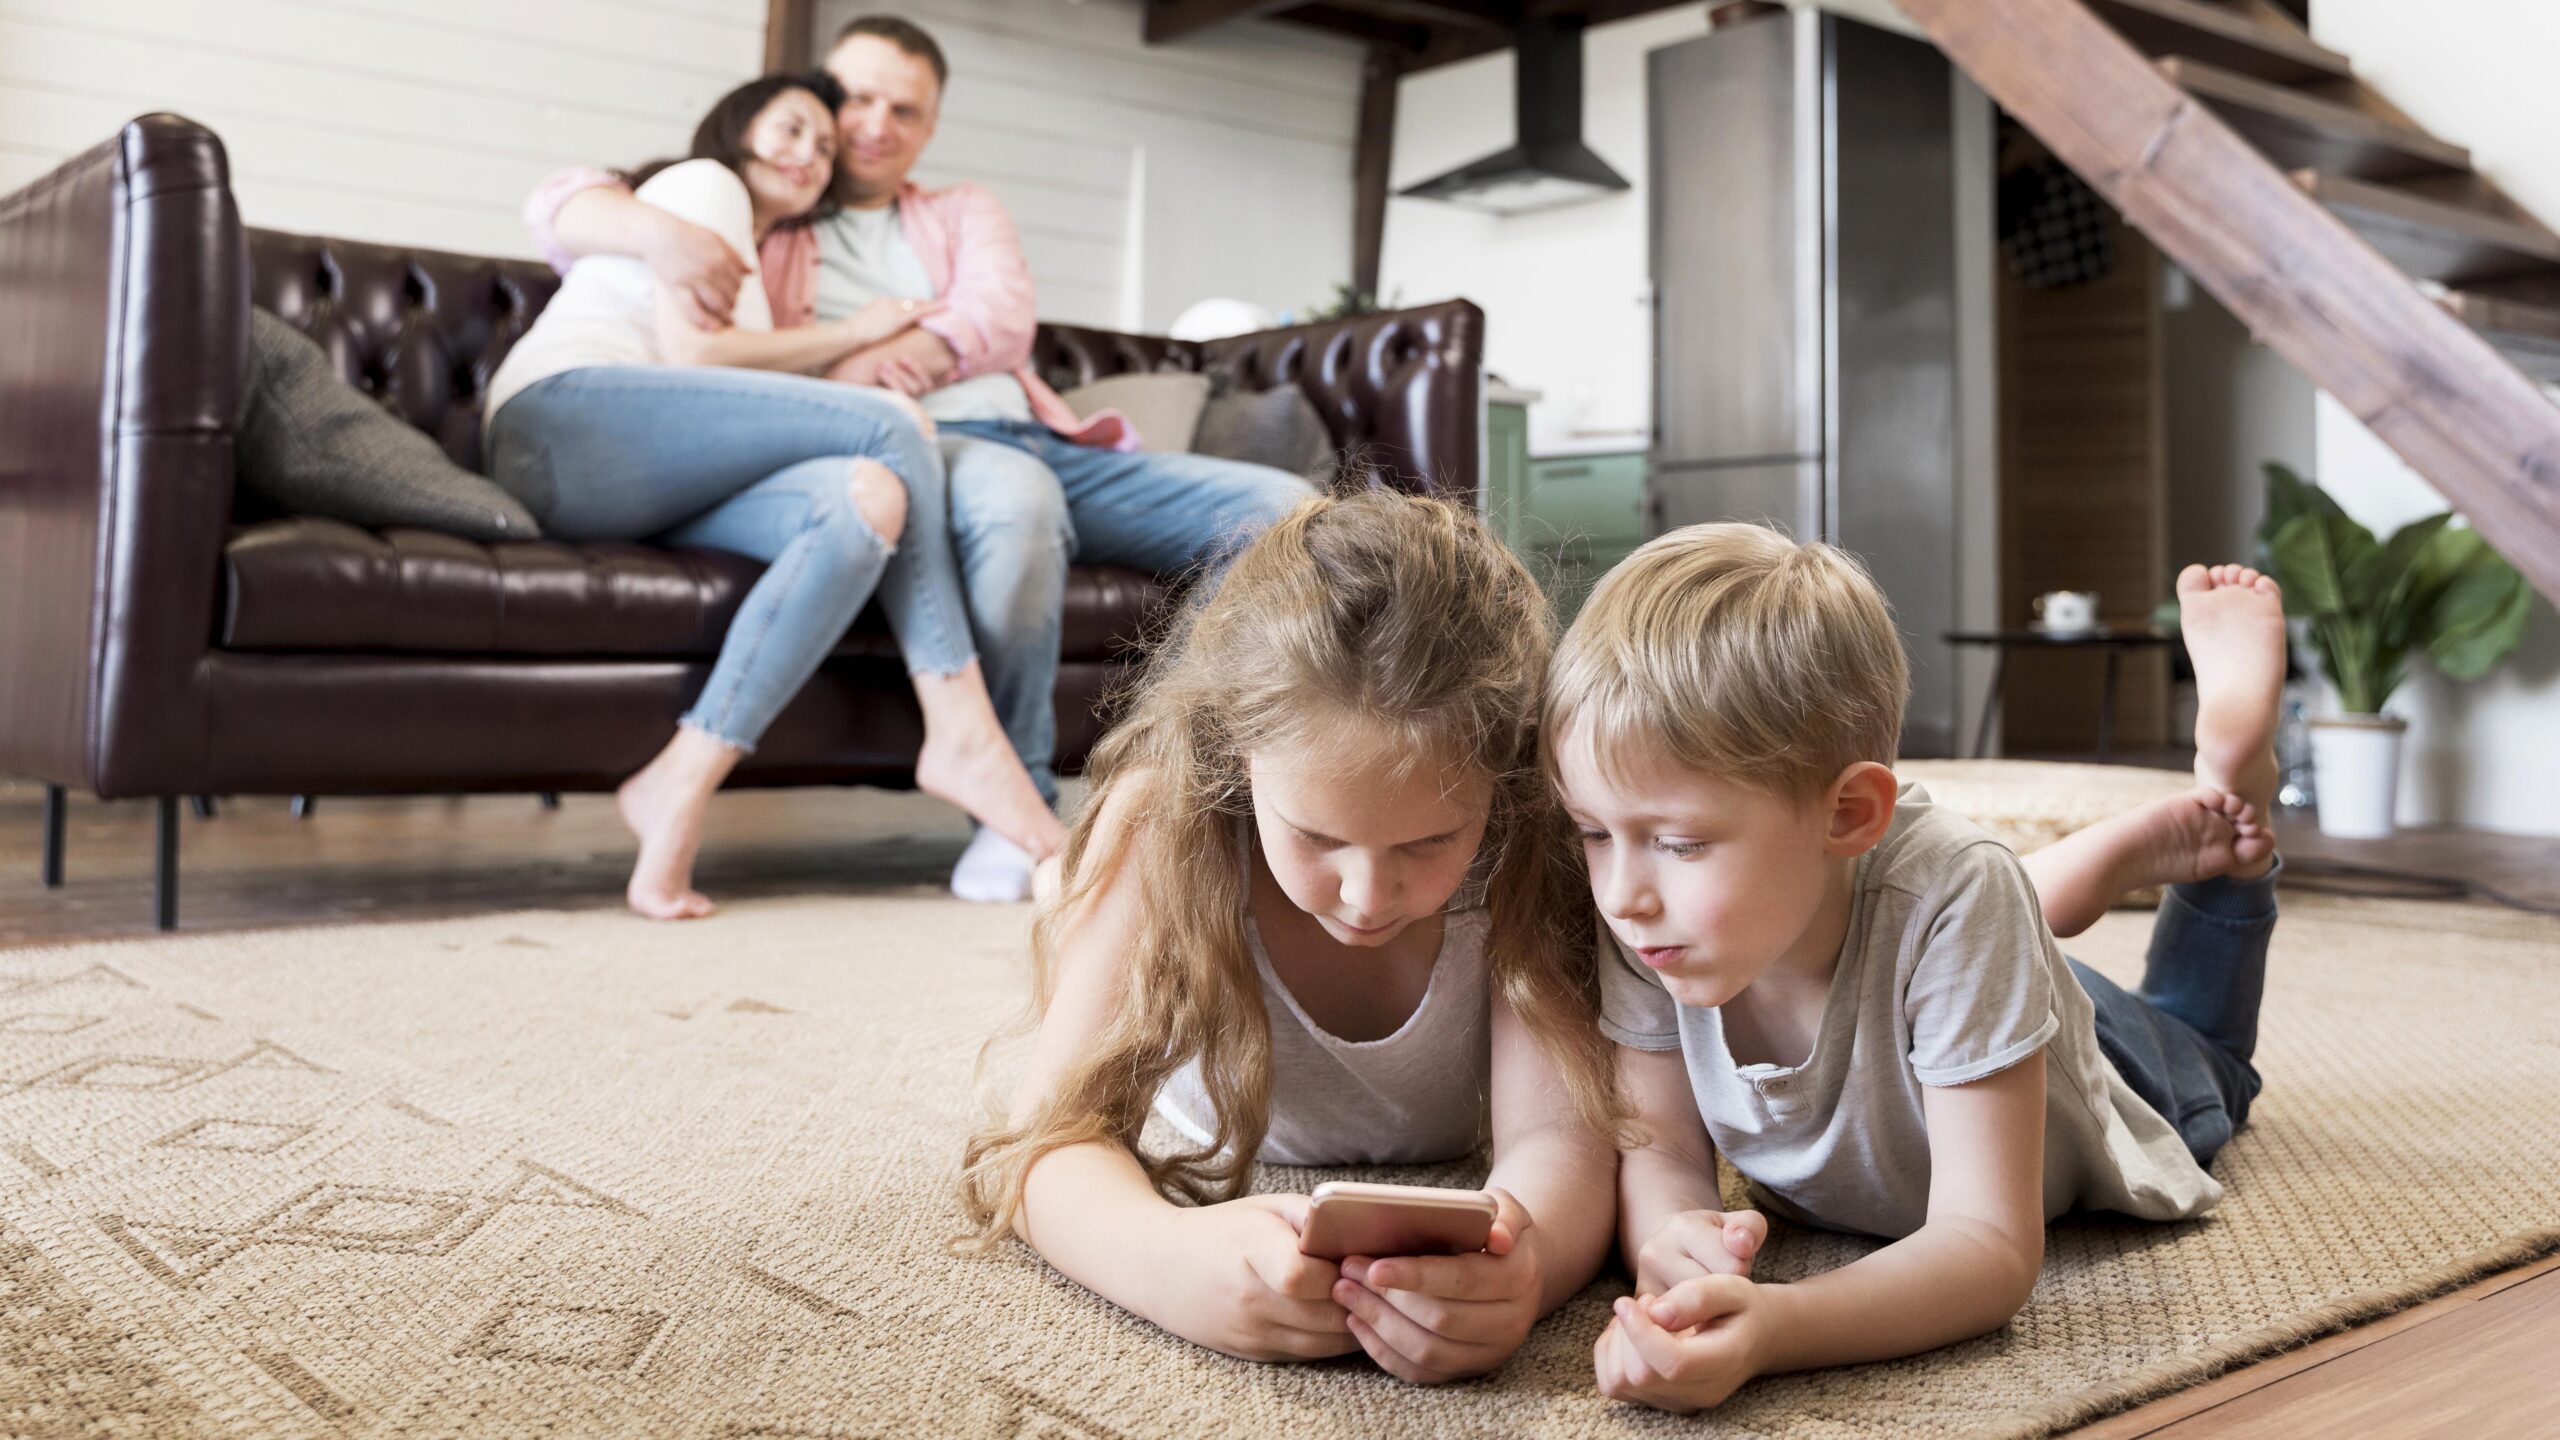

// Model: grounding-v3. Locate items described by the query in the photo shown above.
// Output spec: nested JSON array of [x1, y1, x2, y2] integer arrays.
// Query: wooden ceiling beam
[[1278, 4, 1435, 51], [1144, 0, 1301, 46], [1400, 0, 1701, 72], [1327, 0, 1520, 34]]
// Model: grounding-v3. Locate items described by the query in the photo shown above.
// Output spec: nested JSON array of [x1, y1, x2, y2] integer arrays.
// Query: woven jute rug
[[5, 862, 2557, 1435]]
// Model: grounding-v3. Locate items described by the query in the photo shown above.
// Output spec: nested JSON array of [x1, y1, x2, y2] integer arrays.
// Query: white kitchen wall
[[2161, 278, 2317, 574], [1374, 0, 1934, 461], [0, 0, 765, 257], [1378, 6, 1708, 458], [2308, 0, 2560, 836], [811, 0, 1361, 331]]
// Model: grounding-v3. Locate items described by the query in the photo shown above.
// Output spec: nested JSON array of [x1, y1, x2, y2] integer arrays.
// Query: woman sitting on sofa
[[484, 71, 1064, 919]]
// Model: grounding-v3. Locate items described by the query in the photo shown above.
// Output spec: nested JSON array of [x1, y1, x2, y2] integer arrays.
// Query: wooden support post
[[1354, 45, 1402, 299], [767, 0, 813, 72], [1895, 0, 2560, 605]]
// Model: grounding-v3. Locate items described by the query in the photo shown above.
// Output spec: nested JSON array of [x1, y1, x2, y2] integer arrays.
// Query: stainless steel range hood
[[1398, 16, 1631, 216]]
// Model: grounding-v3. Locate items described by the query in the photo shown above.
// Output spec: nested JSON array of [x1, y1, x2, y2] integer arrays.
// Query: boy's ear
[[1822, 762, 1899, 857]]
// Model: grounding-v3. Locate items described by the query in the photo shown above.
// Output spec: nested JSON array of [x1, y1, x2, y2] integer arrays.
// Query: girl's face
[[1247, 741, 1492, 950], [741, 89, 837, 220]]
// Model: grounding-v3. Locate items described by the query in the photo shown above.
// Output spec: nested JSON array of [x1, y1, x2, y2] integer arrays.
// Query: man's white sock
[[949, 826, 1037, 903]]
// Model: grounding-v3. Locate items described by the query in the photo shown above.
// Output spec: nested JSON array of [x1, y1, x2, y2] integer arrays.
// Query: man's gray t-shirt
[[811, 204, 1033, 425], [1598, 782, 2219, 1240]]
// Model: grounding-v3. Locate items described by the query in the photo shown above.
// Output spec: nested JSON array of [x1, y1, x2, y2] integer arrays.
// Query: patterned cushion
[[1195, 381, 1339, 486], [1059, 372, 1212, 453], [239, 309, 540, 541]]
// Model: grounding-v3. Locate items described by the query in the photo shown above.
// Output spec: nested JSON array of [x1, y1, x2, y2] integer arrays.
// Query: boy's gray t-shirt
[[1598, 782, 2219, 1240], [811, 205, 1033, 425]]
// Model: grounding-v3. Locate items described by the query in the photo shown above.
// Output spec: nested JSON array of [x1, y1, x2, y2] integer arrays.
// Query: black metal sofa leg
[[42, 784, 66, 888], [156, 796, 180, 931], [292, 795, 316, 820], [191, 795, 217, 820]]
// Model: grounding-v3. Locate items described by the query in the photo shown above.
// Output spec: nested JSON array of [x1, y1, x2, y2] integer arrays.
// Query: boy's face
[[1554, 732, 1848, 1009], [1248, 746, 1491, 951]]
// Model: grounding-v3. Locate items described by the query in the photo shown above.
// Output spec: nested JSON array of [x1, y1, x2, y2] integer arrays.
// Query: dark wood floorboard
[[2075, 1256, 2560, 1438], [0, 776, 981, 947]]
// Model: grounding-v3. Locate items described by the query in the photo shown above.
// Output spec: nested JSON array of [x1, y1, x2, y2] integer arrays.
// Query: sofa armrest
[[0, 114, 244, 796], [1204, 301, 1485, 502], [1031, 300, 1486, 504]]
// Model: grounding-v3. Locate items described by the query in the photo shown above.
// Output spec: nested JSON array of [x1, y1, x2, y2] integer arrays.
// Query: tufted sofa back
[[248, 229, 558, 474], [247, 225, 1482, 499], [1032, 310, 1484, 498]]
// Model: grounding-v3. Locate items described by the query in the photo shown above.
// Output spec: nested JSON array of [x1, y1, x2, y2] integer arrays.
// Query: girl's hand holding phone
[[1153, 1194, 1359, 1364], [1330, 1187, 1546, 1384]]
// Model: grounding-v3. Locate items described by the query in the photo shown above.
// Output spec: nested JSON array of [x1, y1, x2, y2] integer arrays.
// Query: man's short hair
[[832, 15, 949, 91], [1545, 522, 1911, 801]]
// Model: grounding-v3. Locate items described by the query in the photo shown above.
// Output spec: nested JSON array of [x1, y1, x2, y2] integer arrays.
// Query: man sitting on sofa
[[527, 14, 1317, 903]]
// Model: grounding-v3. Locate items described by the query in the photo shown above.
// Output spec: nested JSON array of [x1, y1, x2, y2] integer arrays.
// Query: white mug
[[2033, 590, 2098, 633]]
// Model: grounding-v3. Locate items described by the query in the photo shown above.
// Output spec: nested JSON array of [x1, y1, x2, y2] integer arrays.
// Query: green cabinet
[[1485, 421, 1646, 619]]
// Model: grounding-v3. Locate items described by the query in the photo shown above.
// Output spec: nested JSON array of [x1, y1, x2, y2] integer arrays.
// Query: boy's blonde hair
[[957, 490, 1626, 1250], [1546, 522, 1909, 799]]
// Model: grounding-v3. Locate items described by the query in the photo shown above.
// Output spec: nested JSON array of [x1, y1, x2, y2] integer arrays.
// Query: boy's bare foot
[[2177, 563, 2285, 878], [2023, 787, 2272, 937], [613, 729, 738, 920]]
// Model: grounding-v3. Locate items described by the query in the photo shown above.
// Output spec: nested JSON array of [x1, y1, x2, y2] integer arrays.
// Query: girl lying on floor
[[958, 489, 1627, 1383], [958, 488, 2284, 1392]]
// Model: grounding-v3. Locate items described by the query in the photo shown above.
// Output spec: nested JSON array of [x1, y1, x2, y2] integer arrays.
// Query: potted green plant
[[2256, 463, 2533, 837]]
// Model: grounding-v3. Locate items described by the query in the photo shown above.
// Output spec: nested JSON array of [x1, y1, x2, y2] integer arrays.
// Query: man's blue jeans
[[2069, 861, 2280, 1169], [487, 367, 969, 752], [943, 419, 1318, 807]]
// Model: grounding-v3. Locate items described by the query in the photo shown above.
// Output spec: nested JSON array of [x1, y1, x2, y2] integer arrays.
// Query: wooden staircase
[[1898, 0, 2560, 605]]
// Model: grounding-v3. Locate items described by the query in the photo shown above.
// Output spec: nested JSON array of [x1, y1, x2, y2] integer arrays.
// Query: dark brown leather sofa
[[1, 116, 1485, 928]]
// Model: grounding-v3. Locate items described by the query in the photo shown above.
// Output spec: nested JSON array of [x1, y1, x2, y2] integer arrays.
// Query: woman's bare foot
[[2023, 787, 2272, 937], [2176, 563, 2286, 878], [911, 663, 1067, 859], [613, 727, 740, 920]]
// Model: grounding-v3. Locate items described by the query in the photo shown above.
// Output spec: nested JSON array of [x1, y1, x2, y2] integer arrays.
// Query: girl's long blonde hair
[[957, 489, 1627, 1250]]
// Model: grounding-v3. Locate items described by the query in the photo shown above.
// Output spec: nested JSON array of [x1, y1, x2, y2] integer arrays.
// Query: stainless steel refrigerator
[[1648, 8, 1970, 758]]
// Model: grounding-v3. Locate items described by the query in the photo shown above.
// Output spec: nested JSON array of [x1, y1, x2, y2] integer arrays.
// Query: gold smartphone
[[1296, 1182, 1498, 1261]]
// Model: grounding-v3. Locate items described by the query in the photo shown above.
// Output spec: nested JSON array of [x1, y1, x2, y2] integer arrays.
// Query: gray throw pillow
[[1195, 383, 1338, 487], [238, 309, 540, 541], [1059, 372, 1213, 454]]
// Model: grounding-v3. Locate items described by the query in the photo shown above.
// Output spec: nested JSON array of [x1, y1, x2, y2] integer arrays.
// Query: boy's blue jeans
[[488, 367, 969, 752], [2068, 861, 2280, 1169]]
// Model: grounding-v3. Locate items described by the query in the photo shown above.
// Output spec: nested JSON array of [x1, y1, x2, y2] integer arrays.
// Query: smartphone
[[1297, 1182, 1498, 1261]]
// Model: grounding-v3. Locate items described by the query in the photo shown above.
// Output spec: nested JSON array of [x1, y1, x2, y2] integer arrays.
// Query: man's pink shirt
[[525, 168, 1136, 450]]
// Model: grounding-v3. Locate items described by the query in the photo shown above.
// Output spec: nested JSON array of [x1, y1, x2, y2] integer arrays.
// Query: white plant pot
[[2307, 714, 2407, 839]]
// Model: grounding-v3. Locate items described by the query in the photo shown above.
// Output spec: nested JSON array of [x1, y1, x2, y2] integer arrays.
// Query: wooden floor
[[3, 773, 2556, 1435]]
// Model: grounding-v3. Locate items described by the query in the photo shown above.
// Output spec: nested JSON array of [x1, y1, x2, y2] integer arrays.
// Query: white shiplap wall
[[810, 0, 1362, 330], [0, 0, 765, 258]]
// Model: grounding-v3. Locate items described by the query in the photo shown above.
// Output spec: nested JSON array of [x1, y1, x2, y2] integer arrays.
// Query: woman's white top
[[484, 159, 775, 422], [1153, 837, 1494, 1167]]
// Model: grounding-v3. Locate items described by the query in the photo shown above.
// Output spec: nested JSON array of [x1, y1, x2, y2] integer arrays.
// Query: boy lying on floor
[[1548, 530, 2287, 1412]]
